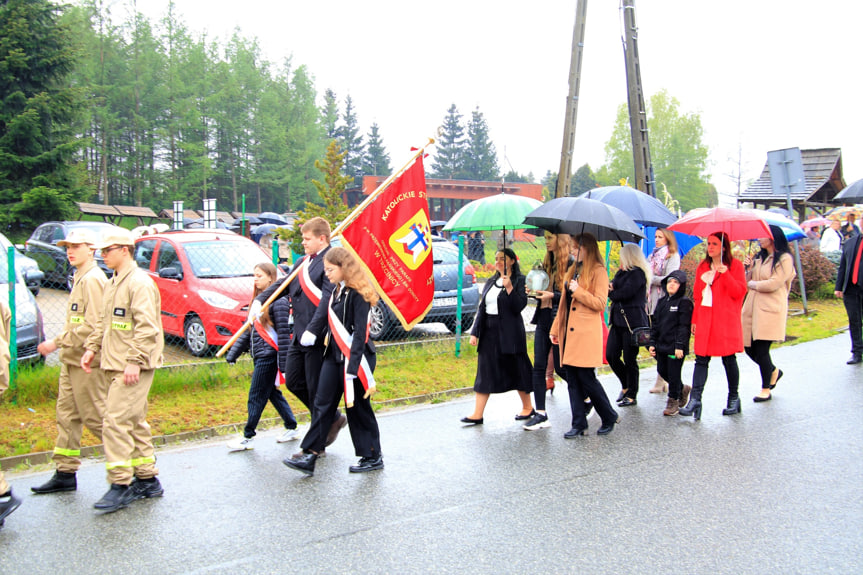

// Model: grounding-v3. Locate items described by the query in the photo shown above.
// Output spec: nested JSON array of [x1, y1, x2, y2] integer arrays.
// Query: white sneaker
[[227, 437, 254, 451], [277, 428, 300, 443], [523, 412, 551, 430]]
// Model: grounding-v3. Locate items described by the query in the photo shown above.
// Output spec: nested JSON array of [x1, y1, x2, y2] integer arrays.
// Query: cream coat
[[551, 263, 609, 368], [741, 252, 795, 346]]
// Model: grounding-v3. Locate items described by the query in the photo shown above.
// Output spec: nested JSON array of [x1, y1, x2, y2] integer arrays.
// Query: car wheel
[[184, 315, 210, 357], [29, 286, 40, 297], [445, 314, 475, 334], [66, 266, 75, 292], [368, 301, 395, 341]]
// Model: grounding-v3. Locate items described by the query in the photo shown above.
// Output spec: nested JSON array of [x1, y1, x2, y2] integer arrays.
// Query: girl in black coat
[[283, 247, 382, 476], [648, 269, 693, 416], [225, 262, 298, 450], [607, 244, 652, 406], [461, 248, 533, 425]]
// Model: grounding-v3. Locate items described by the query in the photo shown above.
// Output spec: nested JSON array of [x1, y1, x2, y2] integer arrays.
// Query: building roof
[[738, 148, 845, 207]]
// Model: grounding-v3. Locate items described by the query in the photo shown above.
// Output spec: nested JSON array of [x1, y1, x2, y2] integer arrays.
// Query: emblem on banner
[[389, 209, 432, 270]]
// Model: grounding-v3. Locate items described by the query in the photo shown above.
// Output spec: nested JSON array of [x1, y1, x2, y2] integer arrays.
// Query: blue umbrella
[[743, 208, 806, 241], [641, 226, 703, 259], [578, 185, 677, 228]]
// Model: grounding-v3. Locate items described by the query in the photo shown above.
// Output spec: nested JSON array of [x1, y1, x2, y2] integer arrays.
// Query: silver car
[[0, 259, 46, 363]]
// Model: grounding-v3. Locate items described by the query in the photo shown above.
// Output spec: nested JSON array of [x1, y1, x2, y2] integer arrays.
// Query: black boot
[[722, 395, 741, 416], [32, 471, 77, 494], [93, 484, 130, 513], [0, 489, 22, 525], [679, 376, 705, 420], [283, 452, 317, 476]]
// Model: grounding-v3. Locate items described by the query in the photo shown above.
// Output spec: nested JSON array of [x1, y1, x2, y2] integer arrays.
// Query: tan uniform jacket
[[0, 301, 10, 395], [54, 260, 108, 367], [741, 252, 796, 346], [85, 261, 164, 371]]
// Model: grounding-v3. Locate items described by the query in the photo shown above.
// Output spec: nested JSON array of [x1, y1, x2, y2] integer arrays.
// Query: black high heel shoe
[[679, 399, 702, 420], [564, 427, 587, 438], [460, 416, 483, 425], [769, 369, 783, 389], [722, 396, 741, 416]]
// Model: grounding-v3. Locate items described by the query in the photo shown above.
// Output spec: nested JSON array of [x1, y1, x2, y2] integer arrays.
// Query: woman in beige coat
[[742, 225, 796, 402], [551, 233, 619, 438]]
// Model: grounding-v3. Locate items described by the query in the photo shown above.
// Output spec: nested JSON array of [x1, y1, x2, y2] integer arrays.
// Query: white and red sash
[[298, 256, 322, 306], [327, 295, 375, 408], [253, 318, 285, 388]]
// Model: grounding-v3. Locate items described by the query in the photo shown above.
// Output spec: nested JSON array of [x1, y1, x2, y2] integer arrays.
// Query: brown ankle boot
[[663, 397, 680, 416], [680, 384, 691, 407], [649, 374, 667, 394]]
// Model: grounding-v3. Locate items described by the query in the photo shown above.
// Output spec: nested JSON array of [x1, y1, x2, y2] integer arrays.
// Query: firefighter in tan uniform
[[81, 228, 164, 513], [32, 229, 109, 494], [0, 300, 22, 528]]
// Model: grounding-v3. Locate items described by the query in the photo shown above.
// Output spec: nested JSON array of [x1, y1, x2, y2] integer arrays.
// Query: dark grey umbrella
[[833, 178, 863, 203], [258, 211, 288, 225], [523, 197, 645, 243], [577, 185, 677, 228]]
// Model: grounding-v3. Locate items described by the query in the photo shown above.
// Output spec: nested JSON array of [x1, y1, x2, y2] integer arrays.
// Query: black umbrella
[[577, 185, 677, 228], [833, 178, 863, 203], [523, 197, 645, 243]]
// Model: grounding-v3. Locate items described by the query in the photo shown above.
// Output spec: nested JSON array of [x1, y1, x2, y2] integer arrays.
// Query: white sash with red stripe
[[254, 319, 285, 388], [298, 256, 322, 306], [327, 293, 375, 408]]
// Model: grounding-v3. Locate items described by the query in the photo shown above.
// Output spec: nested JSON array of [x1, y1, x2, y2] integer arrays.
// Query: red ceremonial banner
[[339, 156, 434, 330]]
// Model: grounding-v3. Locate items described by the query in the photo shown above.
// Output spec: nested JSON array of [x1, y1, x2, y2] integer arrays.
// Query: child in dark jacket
[[648, 269, 693, 416]]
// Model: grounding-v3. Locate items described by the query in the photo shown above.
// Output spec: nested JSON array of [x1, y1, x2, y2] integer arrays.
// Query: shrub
[[790, 245, 836, 298]]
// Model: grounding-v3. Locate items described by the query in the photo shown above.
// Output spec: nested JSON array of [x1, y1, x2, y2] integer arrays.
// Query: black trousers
[[843, 285, 863, 358], [284, 343, 323, 413], [531, 308, 564, 411], [244, 355, 296, 438], [692, 354, 739, 400], [656, 354, 685, 400], [606, 325, 641, 399], [565, 366, 617, 431], [744, 340, 775, 389], [301, 357, 381, 458]]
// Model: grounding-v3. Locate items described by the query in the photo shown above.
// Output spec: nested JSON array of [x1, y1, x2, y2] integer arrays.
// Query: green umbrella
[[443, 192, 543, 233]]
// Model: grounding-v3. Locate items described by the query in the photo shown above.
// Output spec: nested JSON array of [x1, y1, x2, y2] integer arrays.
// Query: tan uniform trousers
[[54, 364, 108, 473], [102, 369, 158, 485], [0, 470, 8, 495]]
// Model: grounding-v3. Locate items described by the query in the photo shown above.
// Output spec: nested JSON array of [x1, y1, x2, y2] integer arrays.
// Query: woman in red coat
[[679, 232, 747, 420]]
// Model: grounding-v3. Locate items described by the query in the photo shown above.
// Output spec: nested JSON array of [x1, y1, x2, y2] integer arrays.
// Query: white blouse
[[484, 281, 503, 315]]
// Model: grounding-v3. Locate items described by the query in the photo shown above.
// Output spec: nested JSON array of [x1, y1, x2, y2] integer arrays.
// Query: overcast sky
[[135, 0, 861, 205]]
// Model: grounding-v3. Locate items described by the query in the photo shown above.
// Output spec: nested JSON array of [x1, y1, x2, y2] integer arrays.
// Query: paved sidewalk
[[0, 334, 861, 574]]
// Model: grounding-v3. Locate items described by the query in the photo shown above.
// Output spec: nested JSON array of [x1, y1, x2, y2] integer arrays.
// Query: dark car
[[367, 240, 479, 340], [0, 232, 44, 296], [0, 257, 45, 363], [25, 221, 121, 290]]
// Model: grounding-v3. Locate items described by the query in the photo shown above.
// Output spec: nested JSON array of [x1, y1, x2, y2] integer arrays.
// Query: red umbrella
[[801, 217, 830, 229], [668, 207, 773, 240]]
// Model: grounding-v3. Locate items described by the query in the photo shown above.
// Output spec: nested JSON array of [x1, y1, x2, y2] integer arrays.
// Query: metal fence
[[6, 235, 544, 379]]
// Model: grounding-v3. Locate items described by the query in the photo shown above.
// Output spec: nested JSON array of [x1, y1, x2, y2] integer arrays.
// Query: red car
[[134, 230, 276, 356]]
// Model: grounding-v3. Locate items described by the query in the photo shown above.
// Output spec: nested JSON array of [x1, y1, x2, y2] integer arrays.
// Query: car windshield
[[433, 244, 460, 265], [183, 240, 269, 278]]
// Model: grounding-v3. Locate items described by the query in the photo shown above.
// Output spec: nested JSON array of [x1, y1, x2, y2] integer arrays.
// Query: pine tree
[[286, 140, 353, 252], [338, 95, 365, 182], [462, 107, 499, 181], [321, 88, 339, 140], [363, 123, 391, 176], [0, 0, 83, 230], [429, 104, 465, 179]]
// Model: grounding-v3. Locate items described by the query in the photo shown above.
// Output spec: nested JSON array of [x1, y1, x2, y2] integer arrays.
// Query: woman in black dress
[[461, 248, 533, 424]]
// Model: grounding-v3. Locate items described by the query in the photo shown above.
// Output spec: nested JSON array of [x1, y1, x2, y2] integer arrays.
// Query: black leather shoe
[[325, 413, 347, 447], [616, 390, 626, 402], [349, 456, 384, 473], [753, 393, 772, 403], [563, 427, 587, 438], [514, 409, 535, 421], [460, 416, 483, 425], [32, 471, 77, 494], [93, 484, 130, 513], [283, 452, 317, 476], [122, 477, 164, 504], [618, 397, 637, 407], [597, 414, 620, 435], [0, 490, 22, 524], [847, 355, 862, 365], [769, 368, 784, 389]]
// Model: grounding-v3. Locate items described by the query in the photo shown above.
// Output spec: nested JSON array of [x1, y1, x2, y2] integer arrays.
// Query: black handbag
[[620, 308, 651, 347]]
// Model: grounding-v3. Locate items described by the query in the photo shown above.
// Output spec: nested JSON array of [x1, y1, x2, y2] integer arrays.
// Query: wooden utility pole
[[555, 0, 588, 198], [621, 0, 655, 196]]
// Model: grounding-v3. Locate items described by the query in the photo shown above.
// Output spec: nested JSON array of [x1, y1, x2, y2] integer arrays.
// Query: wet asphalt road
[[1, 334, 861, 574]]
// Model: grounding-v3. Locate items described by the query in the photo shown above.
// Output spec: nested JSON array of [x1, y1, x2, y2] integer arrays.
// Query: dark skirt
[[474, 315, 533, 394]]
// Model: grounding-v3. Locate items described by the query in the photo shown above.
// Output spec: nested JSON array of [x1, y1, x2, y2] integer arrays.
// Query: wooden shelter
[[737, 148, 846, 219], [77, 202, 160, 225]]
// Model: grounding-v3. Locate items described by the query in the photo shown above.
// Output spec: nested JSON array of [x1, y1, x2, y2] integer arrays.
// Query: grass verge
[[0, 298, 848, 459]]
